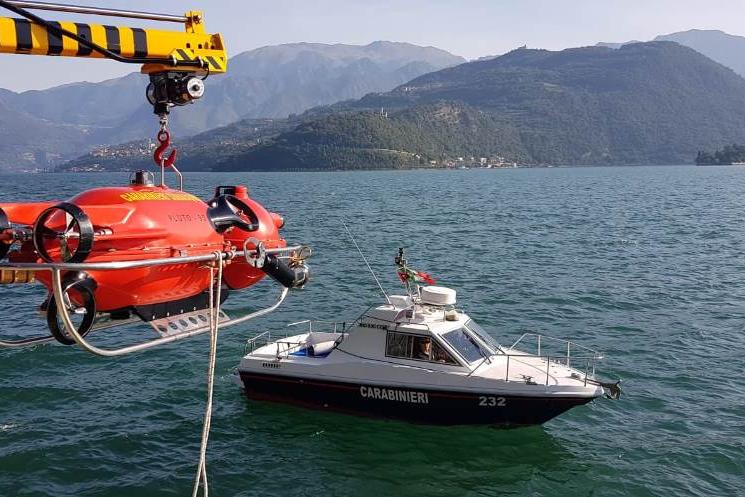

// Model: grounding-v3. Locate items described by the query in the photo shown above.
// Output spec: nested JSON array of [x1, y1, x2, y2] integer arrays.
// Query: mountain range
[[0, 41, 464, 172], [63, 39, 745, 171], [209, 41, 745, 169], [598, 29, 745, 78], [10, 29, 745, 172]]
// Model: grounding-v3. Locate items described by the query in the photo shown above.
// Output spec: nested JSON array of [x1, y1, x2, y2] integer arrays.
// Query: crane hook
[[153, 130, 177, 168]]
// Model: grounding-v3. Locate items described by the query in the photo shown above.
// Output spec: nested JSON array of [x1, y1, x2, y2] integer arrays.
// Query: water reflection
[[227, 400, 576, 497]]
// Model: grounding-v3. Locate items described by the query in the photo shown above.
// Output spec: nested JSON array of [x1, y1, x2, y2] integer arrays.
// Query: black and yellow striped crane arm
[[0, 0, 228, 115]]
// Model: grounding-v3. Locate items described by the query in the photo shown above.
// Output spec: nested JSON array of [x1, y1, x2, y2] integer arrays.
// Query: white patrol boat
[[237, 249, 620, 426]]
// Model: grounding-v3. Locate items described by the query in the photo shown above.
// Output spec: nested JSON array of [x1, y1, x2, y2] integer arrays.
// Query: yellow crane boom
[[0, 0, 228, 114]]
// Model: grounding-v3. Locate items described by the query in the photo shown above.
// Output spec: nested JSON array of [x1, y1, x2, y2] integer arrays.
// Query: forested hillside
[[62, 41, 745, 171], [216, 42, 745, 169], [1, 42, 464, 171]]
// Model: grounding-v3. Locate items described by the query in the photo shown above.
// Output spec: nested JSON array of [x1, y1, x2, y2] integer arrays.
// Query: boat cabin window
[[464, 320, 502, 354], [442, 328, 489, 363], [385, 332, 458, 365]]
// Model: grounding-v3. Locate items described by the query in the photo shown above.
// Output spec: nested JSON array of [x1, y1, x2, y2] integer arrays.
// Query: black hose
[[0, 0, 204, 68]]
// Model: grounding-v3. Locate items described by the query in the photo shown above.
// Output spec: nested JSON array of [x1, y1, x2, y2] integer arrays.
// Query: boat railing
[[243, 320, 350, 356], [508, 332, 603, 364], [285, 319, 350, 335], [495, 351, 601, 386], [503, 333, 604, 385], [244, 330, 304, 356]]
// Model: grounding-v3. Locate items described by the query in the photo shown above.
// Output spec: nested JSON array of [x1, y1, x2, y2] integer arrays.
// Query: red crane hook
[[153, 130, 177, 168]]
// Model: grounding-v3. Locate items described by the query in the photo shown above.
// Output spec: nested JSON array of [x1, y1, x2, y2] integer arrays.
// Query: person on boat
[[415, 337, 431, 360]]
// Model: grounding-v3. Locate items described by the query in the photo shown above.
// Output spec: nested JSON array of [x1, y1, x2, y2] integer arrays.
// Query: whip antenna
[[342, 219, 390, 304]]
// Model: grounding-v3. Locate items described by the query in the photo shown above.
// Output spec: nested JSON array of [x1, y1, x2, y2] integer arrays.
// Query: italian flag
[[397, 267, 436, 285]]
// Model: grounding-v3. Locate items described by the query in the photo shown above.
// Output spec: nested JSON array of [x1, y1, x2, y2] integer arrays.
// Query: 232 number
[[478, 396, 506, 407]]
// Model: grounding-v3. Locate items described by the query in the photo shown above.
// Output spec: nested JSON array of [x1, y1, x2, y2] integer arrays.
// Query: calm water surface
[[0, 166, 744, 496]]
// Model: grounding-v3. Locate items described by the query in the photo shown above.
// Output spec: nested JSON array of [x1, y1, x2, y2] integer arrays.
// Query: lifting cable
[[0, 0, 205, 69], [192, 254, 224, 497]]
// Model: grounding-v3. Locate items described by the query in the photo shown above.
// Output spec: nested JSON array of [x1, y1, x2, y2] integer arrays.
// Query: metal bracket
[[51, 268, 289, 356], [0, 245, 307, 353], [244, 238, 266, 268], [150, 308, 230, 337]]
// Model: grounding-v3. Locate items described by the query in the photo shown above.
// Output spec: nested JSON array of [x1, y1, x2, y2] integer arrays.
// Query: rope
[[192, 254, 224, 497]]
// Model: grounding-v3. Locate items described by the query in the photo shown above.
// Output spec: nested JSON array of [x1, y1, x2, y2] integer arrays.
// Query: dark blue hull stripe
[[239, 371, 594, 426]]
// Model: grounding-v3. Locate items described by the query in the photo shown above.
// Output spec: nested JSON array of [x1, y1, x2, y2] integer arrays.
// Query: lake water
[[0, 166, 743, 496]]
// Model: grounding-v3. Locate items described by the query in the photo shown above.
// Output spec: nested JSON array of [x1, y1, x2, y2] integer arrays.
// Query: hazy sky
[[1, 0, 744, 92]]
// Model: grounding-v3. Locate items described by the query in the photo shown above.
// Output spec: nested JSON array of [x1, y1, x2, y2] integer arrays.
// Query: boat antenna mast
[[342, 219, 390, 304]]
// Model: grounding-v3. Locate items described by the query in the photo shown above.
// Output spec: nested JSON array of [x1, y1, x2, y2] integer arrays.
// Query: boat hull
[[238, 371, 595, 426]]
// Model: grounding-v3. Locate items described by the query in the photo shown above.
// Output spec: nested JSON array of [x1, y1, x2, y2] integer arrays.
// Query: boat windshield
[[463, 319, 502, 354], [441, 328, 490, 363]]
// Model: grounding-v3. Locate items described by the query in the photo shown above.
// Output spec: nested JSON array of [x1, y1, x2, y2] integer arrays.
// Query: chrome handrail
[[0, 245, 304, 272], [51, 268, 289, 357], [245, 318, 352, 357], [245, 330, 278, 355], [245, 330, 271, 354], [273, 340, 306, 358], [244, 330, 308, 357], [0, 244, 307, 352], [286, 319, 349, 334], [493, 351, 600, 386], [503, 332, 604, 387], [242, 327, 602, 388], [509, 332, 603, 363]]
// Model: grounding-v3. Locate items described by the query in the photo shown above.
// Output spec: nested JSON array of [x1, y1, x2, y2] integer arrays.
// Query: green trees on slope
[[696, 144, 745, 165]]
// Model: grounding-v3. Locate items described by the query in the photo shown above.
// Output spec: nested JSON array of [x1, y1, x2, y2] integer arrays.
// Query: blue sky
[[1, 0, 744, 91]]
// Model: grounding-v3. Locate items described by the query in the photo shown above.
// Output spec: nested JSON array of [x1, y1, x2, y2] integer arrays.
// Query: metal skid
[[0, 245, 306, 356]]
